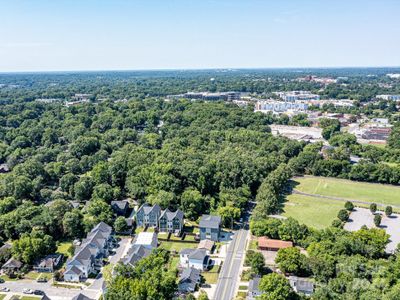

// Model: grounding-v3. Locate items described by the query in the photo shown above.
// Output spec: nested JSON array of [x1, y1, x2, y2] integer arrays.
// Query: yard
[[56, 241, 74, 258], [159, 240, 198, 252], [282, 193, 344, 229], [202, 264, 220, 284], [0, 294, 5, 300], [293, 176, 400, 207]]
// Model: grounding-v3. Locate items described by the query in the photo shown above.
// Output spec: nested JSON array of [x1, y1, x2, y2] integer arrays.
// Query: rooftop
[[199, 215, 221, 229], [258, 237, 293, 249]]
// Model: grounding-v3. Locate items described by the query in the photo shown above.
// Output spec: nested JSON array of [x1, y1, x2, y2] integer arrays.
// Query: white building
[[255, 100, 308, 114], [179, 249, 209, 271], [376, 95, 400, 101], [274, 91, 320, 102], [134, 232, 158, 250]]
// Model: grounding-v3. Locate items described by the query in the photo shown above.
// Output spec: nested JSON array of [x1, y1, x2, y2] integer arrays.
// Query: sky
[[0, 0, 399, 72]]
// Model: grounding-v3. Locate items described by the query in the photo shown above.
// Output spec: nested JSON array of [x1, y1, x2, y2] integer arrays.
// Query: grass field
[[0, 294, 5, 300], [56, 241, 74, 258], [293, 176, 400, 206], [159, 241, 198, 252], [282, 194, 344, 229]]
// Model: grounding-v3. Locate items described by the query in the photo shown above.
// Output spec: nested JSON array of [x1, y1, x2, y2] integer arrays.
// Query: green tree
[[217, 206, 241, 228], [62, 209, 85, 238], [275, 247, 306, 275], [345, 201, 354, 211], [114, 216, 127, 233], [180, 188, 204, 220], [258, 273, 297, 300], [337, 209, 349, 222]]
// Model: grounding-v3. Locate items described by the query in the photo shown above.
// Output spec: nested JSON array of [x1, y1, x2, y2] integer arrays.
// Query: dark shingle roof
[[160, 208, 184, 221], [2, 257, 23, 269], [199, 215, 221, 229], [122, 244, 152, 266]]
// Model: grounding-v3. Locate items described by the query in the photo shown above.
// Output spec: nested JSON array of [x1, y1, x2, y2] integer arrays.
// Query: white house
[[180, 248, 209, 271]]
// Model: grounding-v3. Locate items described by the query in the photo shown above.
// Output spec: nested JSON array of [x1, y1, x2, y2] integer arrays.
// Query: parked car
[[37, 277, 48, 283], [23, 288, 34, 294], [0, 287, 10, 292], [0, 278, 4, 283], [34, 290, 45, 295]]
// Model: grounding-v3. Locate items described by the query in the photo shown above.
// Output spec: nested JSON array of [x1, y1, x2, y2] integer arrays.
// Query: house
[[111, 200, 130, 216], [136, 203, 161, 228], [159, 208, 184, 234], [0, 163, 10, 173], [134, 232, 158, 249], [258, 237, 293, 251], [178, 267, 201, 293], [289, 276, 314, 296], [247, 277, 261, 300], [65, 222, 113, 282], [72, 293, 95, 300], [180, 248, 209, 271], [199, 215, 221, 241], [34, 254, 63, 272], [197, 239, 215, 254], [121, 244, 152, 267], [1, 257, 23, 273], [0, 243, 12, 256]]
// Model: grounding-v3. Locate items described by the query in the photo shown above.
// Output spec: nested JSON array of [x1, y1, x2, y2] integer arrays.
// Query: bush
[[385, 206, 393, 217], [370, 203, 377, 214], [331, 219, 343, 228], [337, 209, 349, 222], [374, 214, 382, 227], [344, 201, 354, 211]]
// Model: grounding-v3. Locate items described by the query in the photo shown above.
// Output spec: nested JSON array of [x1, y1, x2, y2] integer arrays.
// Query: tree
[[114, 216, 127, 233], [74, 176, 94, 201], [275, 247, 305, 275], [258, 273, 297, 300], [337, 209, 349, 222], [370, 203, 377, 214], [180, 188, 204, 220], [62, 209, 85, 238], [12, 232, 56, 264], [85, 199, 113, 226], [374, 214, 382, 227], [250, 218, 282, 239], [197, 291, 209, 300], [385, 206, 393, 217], [245, 250, 265, 274], [345, 201, 354, 211], [218, 206, 241, 228]]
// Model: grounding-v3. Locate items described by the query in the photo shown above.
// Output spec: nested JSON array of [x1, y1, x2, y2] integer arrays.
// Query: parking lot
[[344, 208, 400, 253]]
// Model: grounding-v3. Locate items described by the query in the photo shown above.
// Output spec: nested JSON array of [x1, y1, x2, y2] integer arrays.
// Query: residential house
[[1, 257, 23, 274], [72, 293, 95, 300], [34, 254, 63, 273], [65, 222, 113, 282], [180, 248, 209, 271], [197, 239, 215, 254], [134, 232, 158, 250], [159, 208, 184, 234], [247, 277, 261, 300], [199, 215, 221, 241], [178, 267, 201, 293], [0, 243, 12, 257], [289, 276, 314, 296], [111, 200, 130, 216], [121, 244, 152, 267], [136, 203, 161, 228], [258, 237, 293, 251]]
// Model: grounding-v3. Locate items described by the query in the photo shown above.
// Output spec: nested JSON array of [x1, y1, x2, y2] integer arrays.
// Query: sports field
[[282, 193, 344, 229], [293, 176, 400, 207]]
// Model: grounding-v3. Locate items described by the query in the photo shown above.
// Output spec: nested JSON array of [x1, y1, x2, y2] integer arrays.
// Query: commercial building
[[376, 95, 400, 101], [167, 91, 240, 101], [274, 91, 320, 102], [255, 100, 308, 114]]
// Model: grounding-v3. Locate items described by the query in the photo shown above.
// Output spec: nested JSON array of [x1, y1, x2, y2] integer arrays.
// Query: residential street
[[213, 227, 249, 300]]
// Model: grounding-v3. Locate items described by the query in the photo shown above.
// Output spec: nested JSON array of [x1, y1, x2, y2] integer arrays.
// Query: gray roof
[[199, 215, 221, 229], [2, 257, 23, 269], [180, 248, 208, 261], [121, 244, 151, 266], [248, 277, 261, 293], [65, 265, 83, 276], [72, 293, 94, 300], [138, 203, 161, 215], [289, 276, 314, 293], [90, 221, 112, 234], [0, 243, 12, 254], [35, 254, 63, 269], [160, 208, 184, 221], [180, 267, 201, 282], [111, 200, 129, 210]]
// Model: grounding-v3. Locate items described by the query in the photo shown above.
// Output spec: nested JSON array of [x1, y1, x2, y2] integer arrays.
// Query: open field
[[283, 193, 344, 229], [293, 176, 400, 207], [159, 241, 198, 252]]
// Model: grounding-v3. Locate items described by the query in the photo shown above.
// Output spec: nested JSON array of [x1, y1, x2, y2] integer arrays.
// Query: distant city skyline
[[1, 0, 400, 72]]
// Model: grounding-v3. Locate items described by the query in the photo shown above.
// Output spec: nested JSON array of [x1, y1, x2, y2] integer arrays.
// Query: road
[[213, 227, 249, 300]]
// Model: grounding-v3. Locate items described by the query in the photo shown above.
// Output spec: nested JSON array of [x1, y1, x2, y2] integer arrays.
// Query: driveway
[[345, 208, 400, 253]]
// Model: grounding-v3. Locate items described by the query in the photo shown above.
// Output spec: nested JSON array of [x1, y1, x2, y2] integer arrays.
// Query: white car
[[0, 287, 10, 292], [23, 288, 34, 294]]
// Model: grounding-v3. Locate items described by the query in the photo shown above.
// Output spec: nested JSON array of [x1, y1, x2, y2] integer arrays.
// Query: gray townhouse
[[136, 203, 161, 227], [199, 215, 221, 241], [159, 208, 184, 234]]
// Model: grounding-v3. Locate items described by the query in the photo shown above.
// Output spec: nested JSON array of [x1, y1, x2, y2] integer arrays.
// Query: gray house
[[136, 203, 161, 228], [159, 208, 184, 234], [289, 276, 314, 296], [111, 200, 130, 216], [34, 254, 63, 272], [178, 267, 201, 293], [121, 244, 152, 267], [247, 277, 261, 300], [199, 215, 221, 241]]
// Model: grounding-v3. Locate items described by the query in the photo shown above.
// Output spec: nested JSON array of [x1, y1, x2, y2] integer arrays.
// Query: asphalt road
[[213, 227, 249, 300]]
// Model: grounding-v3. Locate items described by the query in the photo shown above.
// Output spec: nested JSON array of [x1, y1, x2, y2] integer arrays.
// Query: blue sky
[[1, 0, 399, 72]]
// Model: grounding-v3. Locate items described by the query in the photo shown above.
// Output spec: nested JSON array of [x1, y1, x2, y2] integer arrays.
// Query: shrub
[[337, 209, 349, 222], [385, 206, 393, 217], [374, 214, 382, 227], [344, 201, 354, 211], [331, 219, 343, 228], [370, 203, 377, 214]]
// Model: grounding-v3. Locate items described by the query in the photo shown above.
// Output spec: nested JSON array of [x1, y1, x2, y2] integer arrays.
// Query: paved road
[[293, 189, 400, 209], [213, 228, 249, 300]]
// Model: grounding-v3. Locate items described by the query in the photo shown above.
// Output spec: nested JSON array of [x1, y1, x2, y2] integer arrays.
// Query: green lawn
[[56, 241, 74, 258], [0, 294, 6, 300], [293, 176, 400, 206], [202, 264, 220, 284], [20, 297, 42, 300], [159, 241, 198, 252], [282, 193, 344, 229]]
